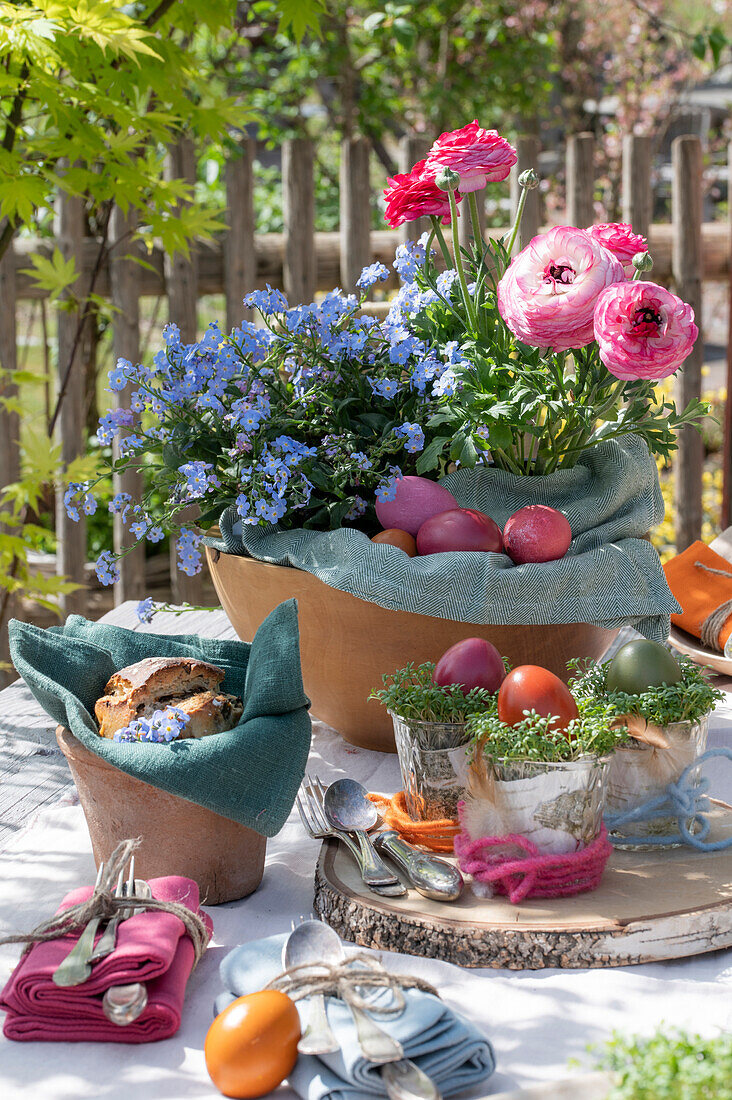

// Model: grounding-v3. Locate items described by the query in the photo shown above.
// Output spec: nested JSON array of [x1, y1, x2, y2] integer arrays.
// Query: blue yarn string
[[604, 746, 732, 850]]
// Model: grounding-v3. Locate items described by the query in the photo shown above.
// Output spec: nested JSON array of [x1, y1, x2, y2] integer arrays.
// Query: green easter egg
[[605, 640, 683, 696]]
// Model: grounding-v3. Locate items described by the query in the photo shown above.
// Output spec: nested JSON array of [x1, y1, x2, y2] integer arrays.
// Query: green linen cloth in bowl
[[211, 435, 678, 642], [8, 599, 311, 836]]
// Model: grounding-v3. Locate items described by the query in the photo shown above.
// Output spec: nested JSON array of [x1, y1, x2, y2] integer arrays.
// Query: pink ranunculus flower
[[425, 121, 517, 193], [383, 158, 460, 227], [585, 222, 647, 270], [496, 226, 625, 352], [593, 280, 698, 380]]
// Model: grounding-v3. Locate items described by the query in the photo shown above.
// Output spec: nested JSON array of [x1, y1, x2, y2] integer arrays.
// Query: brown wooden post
[[165, 139, 199, 346], [340, 138, 372, 293], [458, 186, 486, 254], [110, 205, 145, 605], [672, 135, 704, 552], [165, 138, 205, 605], [509, 135, 541, 253], [566, 133, 595, 228], [622, 134, 653, 239], [54, 183, 88, 616], [0, 240, 19, 684], [282, 138, 315, 304], [224, 136, 256, 331], [722, 139, 732, 530], [398, 135, 431, 244]]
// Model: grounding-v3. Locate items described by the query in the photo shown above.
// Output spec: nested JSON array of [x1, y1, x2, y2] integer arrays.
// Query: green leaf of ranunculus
[[489, 421, 513, 450], [449, 432, 466, 461], [459, 436, 478, 468]]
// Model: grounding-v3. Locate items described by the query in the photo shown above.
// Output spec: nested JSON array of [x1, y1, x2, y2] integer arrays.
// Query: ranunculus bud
[[518, 168, 540, 190], [435, 166, 461, 192], [632, 251, 654, 273]]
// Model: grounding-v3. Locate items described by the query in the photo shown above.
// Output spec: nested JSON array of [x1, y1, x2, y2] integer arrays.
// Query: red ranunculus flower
[[383, 159, 460, 227], [425, 121, 517, 192]]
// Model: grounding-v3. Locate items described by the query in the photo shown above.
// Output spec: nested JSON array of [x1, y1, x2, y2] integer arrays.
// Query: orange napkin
[[663, 540, 732, 652]]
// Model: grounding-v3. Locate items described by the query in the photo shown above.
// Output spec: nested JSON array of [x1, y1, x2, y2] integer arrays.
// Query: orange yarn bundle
[[367, 791, 459, 853]]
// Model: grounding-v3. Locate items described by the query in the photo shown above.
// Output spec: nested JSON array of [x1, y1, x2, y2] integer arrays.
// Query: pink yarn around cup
[[454, 825, 613, 904]]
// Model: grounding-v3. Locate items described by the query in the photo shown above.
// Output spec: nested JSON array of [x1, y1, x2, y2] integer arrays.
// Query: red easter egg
[[503, 505, 572, 565], [416, 508, 503, 555], [432, 638, 506, 694], [497, 665, 579, 734]]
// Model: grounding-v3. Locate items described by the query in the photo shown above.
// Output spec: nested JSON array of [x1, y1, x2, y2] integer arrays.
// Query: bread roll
[[95, 656, 243, 739]]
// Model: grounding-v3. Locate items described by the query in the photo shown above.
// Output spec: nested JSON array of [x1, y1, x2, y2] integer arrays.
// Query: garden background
[[2, 0, 732, 685]]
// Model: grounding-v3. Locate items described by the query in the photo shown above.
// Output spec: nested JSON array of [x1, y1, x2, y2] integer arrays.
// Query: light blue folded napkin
[[215, 932, 495, 1100]]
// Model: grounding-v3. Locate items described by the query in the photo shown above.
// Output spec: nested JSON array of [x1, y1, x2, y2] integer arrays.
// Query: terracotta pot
[[56, 726, 266, 905], [206, 549, 619, 753]]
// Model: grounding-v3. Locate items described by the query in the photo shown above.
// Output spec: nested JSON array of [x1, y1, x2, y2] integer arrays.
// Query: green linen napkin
[[8, 600, 311, 836]]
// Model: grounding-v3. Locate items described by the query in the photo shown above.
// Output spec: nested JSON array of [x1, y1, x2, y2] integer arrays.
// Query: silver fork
[[88, 857, 135, 965], [298, 775, 406, 896]]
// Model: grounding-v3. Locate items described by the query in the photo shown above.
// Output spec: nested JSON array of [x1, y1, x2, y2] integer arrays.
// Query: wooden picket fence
[[0, 130, 728, 645]]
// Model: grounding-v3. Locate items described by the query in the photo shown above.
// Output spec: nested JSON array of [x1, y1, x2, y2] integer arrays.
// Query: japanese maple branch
[[143, 0, 178, 29], [0, 62, 29, 264]]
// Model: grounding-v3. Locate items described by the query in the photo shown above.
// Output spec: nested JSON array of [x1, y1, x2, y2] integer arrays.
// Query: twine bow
[[694, 560, 732, 652], [265, 952, 439, 1016], [0, 838, 211, 967]]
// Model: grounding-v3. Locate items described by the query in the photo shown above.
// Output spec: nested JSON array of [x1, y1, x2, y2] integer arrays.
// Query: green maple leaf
[[276, 0, 325, 43], [26, 247, 78, 302]]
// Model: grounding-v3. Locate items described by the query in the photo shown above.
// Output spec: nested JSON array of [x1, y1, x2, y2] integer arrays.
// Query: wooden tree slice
[[314, 805, 732, 969]]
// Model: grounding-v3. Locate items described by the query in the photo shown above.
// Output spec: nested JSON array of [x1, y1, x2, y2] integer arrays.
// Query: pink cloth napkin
[[0, 875, 213, 1043]]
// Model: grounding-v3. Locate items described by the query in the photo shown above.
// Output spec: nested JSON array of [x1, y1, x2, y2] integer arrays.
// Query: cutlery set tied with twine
[[0, 838, 212, 1044], [297, 774, 464, 902], [216, 924, 496, 1100], [279, 920, 444, 1100]]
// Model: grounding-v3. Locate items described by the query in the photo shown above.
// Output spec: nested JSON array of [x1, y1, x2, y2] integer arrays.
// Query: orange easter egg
[[371, 528, 418, 556]]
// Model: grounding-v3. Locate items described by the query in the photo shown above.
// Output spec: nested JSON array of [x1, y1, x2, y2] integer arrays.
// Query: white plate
[[668, 623, 732, 676]]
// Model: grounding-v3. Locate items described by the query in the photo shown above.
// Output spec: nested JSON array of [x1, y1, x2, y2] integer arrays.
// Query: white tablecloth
[[2, 629, 732, 1098]]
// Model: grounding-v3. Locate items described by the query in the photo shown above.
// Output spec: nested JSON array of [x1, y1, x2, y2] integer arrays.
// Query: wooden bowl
[[56, 726, 266, 905], [206, 549, 619, 753]]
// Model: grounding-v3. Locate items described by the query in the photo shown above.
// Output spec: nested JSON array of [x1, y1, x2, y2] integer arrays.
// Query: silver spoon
[[102, 878, 152, 1026], [323, 779, 399, 887], [329, 780, 463, 902], [373, 831, 463, 902], [309, 919, 403, 1064], [283, 921, 340, 1055], [102, 982, 148, 1026], [310, 921, 440, 1099]]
